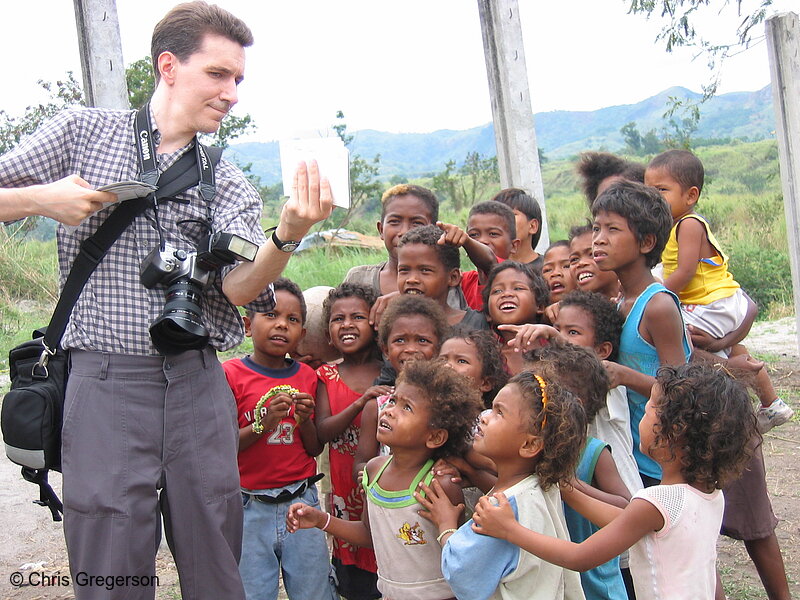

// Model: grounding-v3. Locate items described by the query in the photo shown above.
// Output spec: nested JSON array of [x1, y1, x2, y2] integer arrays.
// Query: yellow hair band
[[534, 375, 548, 430]]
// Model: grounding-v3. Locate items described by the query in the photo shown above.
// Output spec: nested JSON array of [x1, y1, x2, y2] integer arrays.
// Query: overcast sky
[[2, 1, 795, 142]]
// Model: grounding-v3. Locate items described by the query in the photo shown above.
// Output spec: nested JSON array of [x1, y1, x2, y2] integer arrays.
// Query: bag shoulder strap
[[43, 143, 223, 351]]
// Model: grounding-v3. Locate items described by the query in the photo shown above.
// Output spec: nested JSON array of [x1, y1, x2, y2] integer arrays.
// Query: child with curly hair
[[472, 363, 759, 600], [287, 359, 483, 600], [439, 329, 508, 408], [417, 371, 587, 600], [315, 283, 387, 600], [353, 295, 450, 477]]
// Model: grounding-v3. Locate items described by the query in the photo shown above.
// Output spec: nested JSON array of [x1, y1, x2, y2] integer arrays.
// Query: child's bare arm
[[644, 292, 690, 366], [437, 221, 497, 275], [294, 393, 323, 456], [352, 399, 379, 482], [663, 217, 706, 295], [590, 448, 631, 505], [472, 492, 662, 572], [602, 360, 655, 397], [561, 481, 625, 527], [316, 384, 393, 444], [415, 478, 465, 546], [286, 502, 373, 548], [497, 323, 559, 352]]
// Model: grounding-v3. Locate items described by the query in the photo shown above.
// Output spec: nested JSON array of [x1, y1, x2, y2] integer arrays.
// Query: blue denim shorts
[[239, 482, 337, 600]]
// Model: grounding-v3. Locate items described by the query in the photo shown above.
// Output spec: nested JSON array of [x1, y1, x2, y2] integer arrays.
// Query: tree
[[432, 152, 499, 210], [660, 95, 701, 149], [621, 122, 643, 154], [0, 72, 84, 156], [628, 0, 774, 98]]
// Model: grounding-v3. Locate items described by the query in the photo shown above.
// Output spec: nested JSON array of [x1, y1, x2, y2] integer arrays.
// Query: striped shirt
[[0, 107, 274, 355]]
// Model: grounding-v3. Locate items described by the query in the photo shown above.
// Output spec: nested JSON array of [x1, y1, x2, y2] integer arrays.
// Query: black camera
[[140, 232, 258, 354]]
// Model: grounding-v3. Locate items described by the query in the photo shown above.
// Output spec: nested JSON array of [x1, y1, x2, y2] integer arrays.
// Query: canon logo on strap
[[140, 130, 151, 161]]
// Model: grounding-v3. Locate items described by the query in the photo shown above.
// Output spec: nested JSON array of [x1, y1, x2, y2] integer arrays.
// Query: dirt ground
[[0, 318, 798, 599]]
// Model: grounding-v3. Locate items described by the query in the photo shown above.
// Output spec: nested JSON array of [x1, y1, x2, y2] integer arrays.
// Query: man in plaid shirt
[[0, 3, 332, 598]]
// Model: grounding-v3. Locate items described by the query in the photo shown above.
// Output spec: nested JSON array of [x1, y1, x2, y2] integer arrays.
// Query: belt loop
[[99, 353, 110, 380]]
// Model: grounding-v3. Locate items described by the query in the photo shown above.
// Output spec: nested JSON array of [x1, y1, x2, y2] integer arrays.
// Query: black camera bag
[[1, 138, 222, 521]]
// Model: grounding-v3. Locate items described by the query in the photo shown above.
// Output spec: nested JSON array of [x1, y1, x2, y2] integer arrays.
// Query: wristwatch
[[271, 229, 301, 253]]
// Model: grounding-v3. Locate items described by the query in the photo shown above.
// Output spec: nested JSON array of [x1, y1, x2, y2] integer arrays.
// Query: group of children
[[222, 150, 793, 599]]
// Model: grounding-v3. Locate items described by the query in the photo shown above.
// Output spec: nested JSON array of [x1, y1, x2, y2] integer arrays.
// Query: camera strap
[[135, 103, 216, 203], [43, 108, 223, 353]]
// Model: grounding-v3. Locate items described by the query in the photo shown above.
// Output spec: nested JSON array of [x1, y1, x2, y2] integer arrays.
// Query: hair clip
[[534, 374, 548, 430]]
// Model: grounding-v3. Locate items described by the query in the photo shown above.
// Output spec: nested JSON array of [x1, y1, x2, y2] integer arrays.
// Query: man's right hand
[[30, 175, 118, 226]]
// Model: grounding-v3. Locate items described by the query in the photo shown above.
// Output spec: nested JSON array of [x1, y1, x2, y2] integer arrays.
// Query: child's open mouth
[[403, 288, 424, 295], [270, 335, 289, 344], [378, 419, 392, 432], [576, 271, 594, 283], [340, 333, 358, 343], [499, 301, 518, 312], [550, 281, 564, 291]]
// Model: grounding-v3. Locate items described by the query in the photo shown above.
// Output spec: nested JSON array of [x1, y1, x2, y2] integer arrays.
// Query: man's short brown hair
[[151, 1, 254, 81]]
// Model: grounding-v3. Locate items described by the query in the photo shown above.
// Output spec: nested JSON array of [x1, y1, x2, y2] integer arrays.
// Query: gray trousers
[[63, 348, 245, 600]]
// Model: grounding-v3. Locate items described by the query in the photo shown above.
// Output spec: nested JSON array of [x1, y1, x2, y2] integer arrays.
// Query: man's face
[[166, 33, 245, 135]]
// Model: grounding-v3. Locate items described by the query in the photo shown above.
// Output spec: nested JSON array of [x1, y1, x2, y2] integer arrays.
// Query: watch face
[[281, 242, 300, 252]]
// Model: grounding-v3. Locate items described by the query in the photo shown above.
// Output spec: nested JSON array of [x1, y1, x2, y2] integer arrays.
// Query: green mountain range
[[229, 85, 774, 185]]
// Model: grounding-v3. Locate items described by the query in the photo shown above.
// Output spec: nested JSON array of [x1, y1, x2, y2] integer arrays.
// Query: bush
[[727, 242, 793, 318]]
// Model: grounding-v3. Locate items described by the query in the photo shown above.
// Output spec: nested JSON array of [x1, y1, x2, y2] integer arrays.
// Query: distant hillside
[[229, 86, 775, 185]]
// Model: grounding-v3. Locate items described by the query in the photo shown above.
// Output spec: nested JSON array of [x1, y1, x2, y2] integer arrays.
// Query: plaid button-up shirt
[[0, 107, 274, 355]]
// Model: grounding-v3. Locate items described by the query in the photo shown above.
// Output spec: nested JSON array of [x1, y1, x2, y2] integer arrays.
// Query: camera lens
[[149, 278, 210, 354]]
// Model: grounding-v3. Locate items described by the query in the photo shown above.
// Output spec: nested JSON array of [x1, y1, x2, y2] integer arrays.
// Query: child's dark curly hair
[[248, 277, 307, 323], [559, 291, 624, 362], [443, 329, 508, 407], [380, 184, 439, 222], [481, 261, 550, 317], [577, 152, 645, 208], [398, 358, 483, 459], [397, 224, 460, 271], [651, 363, 759, 489], [592, 181, 672, 269], [322, 282, 379, 327], [523, 338, 610, 423], [508, 370, 587, 489], [378, 295, 449, 351]]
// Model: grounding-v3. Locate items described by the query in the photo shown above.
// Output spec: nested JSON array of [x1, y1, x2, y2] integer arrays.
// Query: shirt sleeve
[[441, 496, 521, 600], [212, 157, 275, 312]]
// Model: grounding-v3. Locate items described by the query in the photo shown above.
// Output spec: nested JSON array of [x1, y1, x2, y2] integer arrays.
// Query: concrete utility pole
[[73, 0, 129, 109], [766, 12, 800, 354], [477, 0, 549, 252]]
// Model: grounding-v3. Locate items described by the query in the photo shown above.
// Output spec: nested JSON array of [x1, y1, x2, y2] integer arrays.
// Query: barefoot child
[[472, 363, 759, 600], [315, 283, 387, 600], [287, 360, 483, 600], [223, 278, 336, 600], [417, 371, 587, 600]]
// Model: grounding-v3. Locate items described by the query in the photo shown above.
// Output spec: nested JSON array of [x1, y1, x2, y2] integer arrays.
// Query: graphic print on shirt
[[396, 522, 427, 545]]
